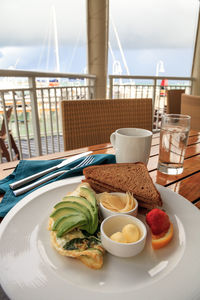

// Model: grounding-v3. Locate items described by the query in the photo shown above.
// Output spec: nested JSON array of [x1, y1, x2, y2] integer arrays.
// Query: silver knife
[[9, 151, 92, 190]]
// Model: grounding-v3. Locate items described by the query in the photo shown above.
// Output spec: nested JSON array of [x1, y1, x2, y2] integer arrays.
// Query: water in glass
[[158, 125, 189, 175]]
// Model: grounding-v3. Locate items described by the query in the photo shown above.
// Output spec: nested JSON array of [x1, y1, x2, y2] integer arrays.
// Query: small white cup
[[101, 214, 147, 257], [110, 128, 152, 164]]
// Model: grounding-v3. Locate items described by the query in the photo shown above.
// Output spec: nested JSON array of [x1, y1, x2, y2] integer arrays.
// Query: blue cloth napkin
[[0, 154, 116, 217]]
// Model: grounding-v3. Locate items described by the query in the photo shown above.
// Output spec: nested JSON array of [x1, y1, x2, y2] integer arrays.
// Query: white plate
[[0, 176, 200, 300]]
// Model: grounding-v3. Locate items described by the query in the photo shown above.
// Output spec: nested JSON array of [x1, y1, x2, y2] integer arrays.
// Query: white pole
[[109, 41, 116, 63], [52, 6, 60, 73], [110, 15, 130, 76]]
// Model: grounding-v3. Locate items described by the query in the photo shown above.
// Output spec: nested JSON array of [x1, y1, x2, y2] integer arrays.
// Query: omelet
[[48, 183, 105, 269]]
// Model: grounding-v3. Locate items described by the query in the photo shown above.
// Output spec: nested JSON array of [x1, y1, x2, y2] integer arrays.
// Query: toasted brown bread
[[83, 162, 162, 209]]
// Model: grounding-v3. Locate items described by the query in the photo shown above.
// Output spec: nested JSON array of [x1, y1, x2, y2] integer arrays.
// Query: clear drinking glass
[[157, 114, 191, 175]]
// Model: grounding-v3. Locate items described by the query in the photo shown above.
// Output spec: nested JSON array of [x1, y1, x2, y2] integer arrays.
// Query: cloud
[[0, 0, 86, 47], [109, 0, 198, 49], [0, 45, 87, 73], [0, 0, 198, 49]]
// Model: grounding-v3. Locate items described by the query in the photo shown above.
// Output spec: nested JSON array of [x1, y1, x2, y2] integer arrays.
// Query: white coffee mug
[[110, 128, 152, 164]]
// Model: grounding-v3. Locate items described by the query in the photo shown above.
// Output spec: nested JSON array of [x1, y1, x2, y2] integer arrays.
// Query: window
[[0, 0, 87, 73], [109, 0, 199, 76]]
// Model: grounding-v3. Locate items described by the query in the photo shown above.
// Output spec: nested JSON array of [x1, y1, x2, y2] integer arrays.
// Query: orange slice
[[151, 223, 173, 250]]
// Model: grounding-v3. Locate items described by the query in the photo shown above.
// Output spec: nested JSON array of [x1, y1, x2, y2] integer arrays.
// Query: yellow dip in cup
[[98, 192, 135, 212]]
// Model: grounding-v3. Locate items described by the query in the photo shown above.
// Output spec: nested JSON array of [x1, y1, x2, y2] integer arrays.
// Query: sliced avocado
[[79, 187, 97, 211], [55, 215, 86, 238], [79, 187, 98, 232], [54, 201, 92, 223], [53, 201, 92, 233], [53, 214, 86, 231], [50, 207, 79, 221], [62, 196, 96, 233]]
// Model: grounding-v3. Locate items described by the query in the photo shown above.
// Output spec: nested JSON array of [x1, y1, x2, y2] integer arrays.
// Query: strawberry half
[[146, 208, 170, 235]]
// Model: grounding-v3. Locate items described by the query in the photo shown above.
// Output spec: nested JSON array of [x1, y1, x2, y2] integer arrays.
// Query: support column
[[28, 77, 42, 156], [191, 6, 200, 95], [87, 0, 109, 99]]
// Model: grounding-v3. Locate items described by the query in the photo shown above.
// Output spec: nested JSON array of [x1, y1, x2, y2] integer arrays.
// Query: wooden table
[[1, 130, 200, 220], [0, 130, 200, 300]]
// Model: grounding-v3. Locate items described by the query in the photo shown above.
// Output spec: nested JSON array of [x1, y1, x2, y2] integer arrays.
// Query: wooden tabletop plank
[[151, 137, 159, 146], [149, 154, 200, 187], [187, 135, 200, 145], [195, 200, 200, 209], [167, 172, 200, 203], [0, 143, 112, 176], [188, 129, 200, 136]]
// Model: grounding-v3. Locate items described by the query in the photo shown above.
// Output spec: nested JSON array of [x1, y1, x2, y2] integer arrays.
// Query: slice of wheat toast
[[83, 162, 162, 208]]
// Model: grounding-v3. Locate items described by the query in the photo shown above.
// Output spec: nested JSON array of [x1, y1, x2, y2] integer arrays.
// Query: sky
[[0, 0, 199, 76]]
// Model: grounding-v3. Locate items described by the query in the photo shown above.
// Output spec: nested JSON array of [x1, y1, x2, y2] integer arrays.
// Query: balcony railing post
[[109, 76, 113, 99], [28, 76, 42, 156], [93, 78, 97, 99], [152, 78, 157, 130], [1, 92, 13, 160], [87, 78, 93, 99]]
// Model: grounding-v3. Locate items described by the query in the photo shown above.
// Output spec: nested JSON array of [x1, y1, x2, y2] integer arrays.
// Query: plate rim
[[1, 176, 200, 300]]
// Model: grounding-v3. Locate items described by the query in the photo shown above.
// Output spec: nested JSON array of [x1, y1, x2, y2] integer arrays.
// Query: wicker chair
[[166, 89, 185, 114], [61, 98, 152, 150], [181, 94, 200, 130], [0, 107, 20, 161]]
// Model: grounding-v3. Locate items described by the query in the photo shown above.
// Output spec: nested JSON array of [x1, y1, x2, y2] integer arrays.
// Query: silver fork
[[13, 156, 94, 196]]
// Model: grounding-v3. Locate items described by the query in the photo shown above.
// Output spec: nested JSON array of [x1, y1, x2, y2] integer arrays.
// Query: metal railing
[[0, 70, 194, 162], [109, 75, 193, 130], [0, 69, 96, 162]]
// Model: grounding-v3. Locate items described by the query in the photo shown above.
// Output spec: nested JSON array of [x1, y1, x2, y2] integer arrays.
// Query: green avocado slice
[[79, 187, 97, 211], [53, 201, 92, 233], [79, 187, 98, 232], [55, 215, 87, 238], [62, 196, 96, 233], [50, 207, 79, 221]]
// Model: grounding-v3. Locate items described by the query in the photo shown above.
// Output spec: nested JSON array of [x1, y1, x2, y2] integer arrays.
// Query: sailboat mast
[[110, 15, 130, 76], [109, 41, 116, 62], [51, 5, 60, 73]]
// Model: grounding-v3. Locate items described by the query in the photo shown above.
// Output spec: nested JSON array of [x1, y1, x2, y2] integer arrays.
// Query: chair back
[[181, 94, 200, 131], [0, 107, 13, 137], [166, 89, 185, 114], [61, 98, 152, 150]]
